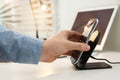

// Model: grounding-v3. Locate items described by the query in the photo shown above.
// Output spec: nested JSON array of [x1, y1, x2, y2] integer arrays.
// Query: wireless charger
[[71, 31, 112, 70]]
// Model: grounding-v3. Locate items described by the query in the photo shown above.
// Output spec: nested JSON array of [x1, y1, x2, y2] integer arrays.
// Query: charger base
[[76, 62, 112, 70]]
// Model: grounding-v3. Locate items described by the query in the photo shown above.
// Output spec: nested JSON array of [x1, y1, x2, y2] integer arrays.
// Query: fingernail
[[84, 44, 90, 50]]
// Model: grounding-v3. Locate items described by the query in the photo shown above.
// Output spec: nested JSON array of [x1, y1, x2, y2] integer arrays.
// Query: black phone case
[[70, 31, 112, 70]]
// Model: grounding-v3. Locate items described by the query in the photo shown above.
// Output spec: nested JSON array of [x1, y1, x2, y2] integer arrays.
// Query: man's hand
[[40, 30, 90, 62]]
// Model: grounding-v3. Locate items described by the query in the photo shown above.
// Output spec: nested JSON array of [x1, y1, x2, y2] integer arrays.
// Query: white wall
[[57, 0, 120, 51]]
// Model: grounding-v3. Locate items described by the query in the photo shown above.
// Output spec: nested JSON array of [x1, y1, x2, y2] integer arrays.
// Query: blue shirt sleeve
[[0, 25, 43, 64]]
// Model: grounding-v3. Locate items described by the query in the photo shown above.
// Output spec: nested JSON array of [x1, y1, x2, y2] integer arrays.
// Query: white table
[[0, 51, 120, 80]]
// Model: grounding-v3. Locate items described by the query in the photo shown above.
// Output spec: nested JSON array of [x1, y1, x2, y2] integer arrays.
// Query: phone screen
[[72, 18, 99, 64], [83, 18, 99, 43]]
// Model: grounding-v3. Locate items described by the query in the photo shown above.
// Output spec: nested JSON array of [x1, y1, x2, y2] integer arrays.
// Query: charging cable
[[90, 56, 120, 64]]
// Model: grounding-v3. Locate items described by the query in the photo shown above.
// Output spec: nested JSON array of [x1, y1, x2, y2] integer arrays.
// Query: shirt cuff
[[15, 36, 44, 64]]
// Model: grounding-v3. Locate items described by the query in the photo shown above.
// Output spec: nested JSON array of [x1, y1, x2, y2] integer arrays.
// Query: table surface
[[0, 51, 120, 80]]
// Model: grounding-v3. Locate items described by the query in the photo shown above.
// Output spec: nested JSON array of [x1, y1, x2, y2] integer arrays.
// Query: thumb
[[67, 41, 90, 51]]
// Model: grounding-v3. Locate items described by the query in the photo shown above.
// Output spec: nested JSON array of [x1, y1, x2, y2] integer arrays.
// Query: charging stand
[[75, 62, 112, 70], [71, 31, 112, 70]]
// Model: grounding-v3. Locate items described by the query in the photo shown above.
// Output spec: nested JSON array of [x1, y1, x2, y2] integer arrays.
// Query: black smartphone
[[71, 18, 99, 66]]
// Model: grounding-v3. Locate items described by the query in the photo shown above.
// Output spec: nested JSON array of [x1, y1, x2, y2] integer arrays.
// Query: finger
[[65, 31, 83, 42], [66, 41, 90, 51], [66, 30, 82, 38]]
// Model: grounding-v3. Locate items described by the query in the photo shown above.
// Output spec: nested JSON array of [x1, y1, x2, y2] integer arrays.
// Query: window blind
[[0, 0, 57, 38]]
